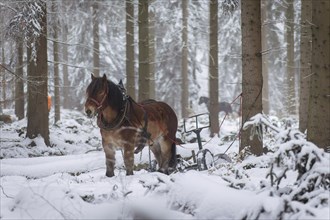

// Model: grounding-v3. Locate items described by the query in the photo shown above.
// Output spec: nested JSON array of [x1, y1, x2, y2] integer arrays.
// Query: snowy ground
[[0, 109, 329, 219]]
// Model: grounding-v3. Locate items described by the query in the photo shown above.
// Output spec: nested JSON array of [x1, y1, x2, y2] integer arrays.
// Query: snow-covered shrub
[[249, 140, 330, 219], [240, 114, 330, 219], [271, 137, 329, 199]]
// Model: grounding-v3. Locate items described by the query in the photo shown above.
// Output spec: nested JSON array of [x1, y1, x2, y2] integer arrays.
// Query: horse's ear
[[102, 73, 107, 81], [119, 79, 123, 87], [118, 79, 126, 93], [91, 73, 96, 81]]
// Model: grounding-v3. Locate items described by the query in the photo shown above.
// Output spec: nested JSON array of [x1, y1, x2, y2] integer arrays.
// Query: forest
[[0, 0, 329, 219]]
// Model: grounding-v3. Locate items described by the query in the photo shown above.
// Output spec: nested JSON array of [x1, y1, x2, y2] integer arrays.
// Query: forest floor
[[0, 109, 329, 219]]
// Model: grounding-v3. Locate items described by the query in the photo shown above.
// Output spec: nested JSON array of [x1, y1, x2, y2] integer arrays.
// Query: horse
[[84, 74, 178, 177], [198, 96, 233, 115]]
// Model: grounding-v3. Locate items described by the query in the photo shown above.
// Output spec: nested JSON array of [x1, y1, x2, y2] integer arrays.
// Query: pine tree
[[286, 0, 296, 116], [138, 0, 150, 101], [181, 0, 189, 118], [240, 0, 263, 156], [261, 1, 269, 115], [149, 0, 156, 99], [126, 0, 135, 99], [26, 1, 50, 146], [92, 0, 100, 77], [209, 0, 219, 136], [299, 0, 312, 133], [52, 0, 60, 123], [15, 39, 24, 119], [307, 0, 330, 150]]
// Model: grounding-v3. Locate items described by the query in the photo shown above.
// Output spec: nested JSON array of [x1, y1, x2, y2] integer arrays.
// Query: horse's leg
[[123, 145, 134, 176], [157, 137, 173, 174], [150, 142, 162, 171], [103, 140, 116, 177]]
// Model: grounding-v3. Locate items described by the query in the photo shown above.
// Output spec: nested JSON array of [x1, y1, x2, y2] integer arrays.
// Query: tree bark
[[286, 0, 296, 116], [26, 2, 50, 146], [126, 0, 135, 99], [299, 0, 312, 133], [138, 0, 150, 102], [149, 1, 156, 100], [15, 39, 24, 120], [92, 0, 100, 77], [261, 0, 269, 115], [62, 1, 70, 109], [307, 0, 330, 150], [1, 43, 6, 112], [181, 0, 189, 118], [209, 0, 219, 136], [240, 0, 263, 156], [53, 0, 60, 123]]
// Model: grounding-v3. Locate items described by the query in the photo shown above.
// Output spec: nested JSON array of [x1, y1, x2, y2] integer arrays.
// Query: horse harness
[[89, 82, 151, 153], [97, 98, 129, 130]]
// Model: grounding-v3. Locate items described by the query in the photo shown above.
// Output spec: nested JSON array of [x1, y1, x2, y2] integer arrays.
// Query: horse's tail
[[169, 141, 177, 169]]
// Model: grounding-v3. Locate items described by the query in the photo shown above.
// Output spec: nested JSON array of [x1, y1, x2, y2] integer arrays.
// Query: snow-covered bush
[[240, 114, 330, 219]]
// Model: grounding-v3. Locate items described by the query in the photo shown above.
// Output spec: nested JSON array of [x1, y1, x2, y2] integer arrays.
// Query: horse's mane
[[87, 78, 125, 112], [107, 80, 125, 111]]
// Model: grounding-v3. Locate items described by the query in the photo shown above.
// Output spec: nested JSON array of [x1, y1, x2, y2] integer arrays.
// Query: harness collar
[[97, 97, 129, 131]]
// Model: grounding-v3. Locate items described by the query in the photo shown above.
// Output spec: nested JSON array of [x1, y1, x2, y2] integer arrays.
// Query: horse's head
[[198, 96, 209, 105], [85, 74, 108, 118]]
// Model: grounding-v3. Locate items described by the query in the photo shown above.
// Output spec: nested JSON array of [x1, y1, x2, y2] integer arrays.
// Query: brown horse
[[84, 74, 178, 177]]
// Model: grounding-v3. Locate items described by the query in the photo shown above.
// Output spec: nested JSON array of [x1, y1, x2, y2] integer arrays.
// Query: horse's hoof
[[157, 169, 169, 175], [126, 171, 134, 176], [106, 172, 114, 177]]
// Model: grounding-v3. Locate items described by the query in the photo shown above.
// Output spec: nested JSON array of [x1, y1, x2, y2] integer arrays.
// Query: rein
[[87, 85, 108, 112]]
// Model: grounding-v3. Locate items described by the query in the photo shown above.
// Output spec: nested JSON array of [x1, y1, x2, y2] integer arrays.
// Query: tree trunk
[[240, 0, 263, 156], [261, 0, 269, 115], [53, 0, 60, 123], [299, 0, 312, 133], [126, 0, 135, 99], [15, 39, 24, 120], [286, 0, 296, 116], [1, 43, 6, 112], [181, 0, 189, 118], [62, 1, 70, 109], [26, 2, 50, 146], [92, 1, 100, 77], [209, 0, 219, 136], [307, 0, 330, 150], [138, 0, 150, 102], [149, 1, 156, 100]]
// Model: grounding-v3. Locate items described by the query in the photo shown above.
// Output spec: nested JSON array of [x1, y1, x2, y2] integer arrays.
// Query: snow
[[1, 152, 104, 178], [1, 110, 329, 219]]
